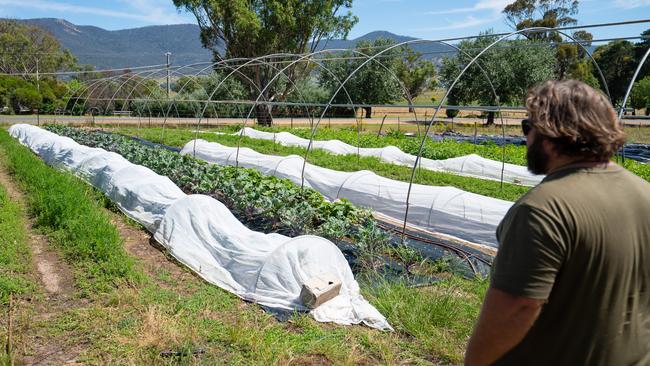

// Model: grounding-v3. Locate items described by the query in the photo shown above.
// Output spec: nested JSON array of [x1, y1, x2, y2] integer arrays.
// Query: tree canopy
[[439, 32, 556, 123], [593, 38, 646, 104], [318, 39, 404, 118], [0, 20, 75, 75], [0, 20, 75, 114], [503, 0, 578, 40], [394, 48, 436, 111], [631, 76, 650, 113], [173, 0, 358, 125]]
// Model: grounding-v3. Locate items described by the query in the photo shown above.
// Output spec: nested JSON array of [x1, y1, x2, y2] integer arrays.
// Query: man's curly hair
[[525, 80, 626, 160]]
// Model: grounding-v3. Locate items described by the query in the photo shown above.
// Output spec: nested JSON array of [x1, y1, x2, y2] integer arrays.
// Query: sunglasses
[[521, 119, 531, 136]]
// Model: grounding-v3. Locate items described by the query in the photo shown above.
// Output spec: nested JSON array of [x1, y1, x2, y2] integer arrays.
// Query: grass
[[0, 176, 36, 366], [0, 124, 487, 364], [0, 129, 143, 295], [0, 183, 34, 304], [156, 124, 650, 183], [112, 126, 531, 202], [51, 276, 486, 365]]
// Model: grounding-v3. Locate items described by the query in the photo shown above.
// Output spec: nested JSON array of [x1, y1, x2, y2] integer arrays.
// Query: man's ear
[[541, 137, 557, 157]]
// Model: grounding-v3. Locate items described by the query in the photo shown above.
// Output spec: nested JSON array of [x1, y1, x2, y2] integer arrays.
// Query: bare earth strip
[[0, 164, 84, 365], [106, 211, 200, 294]]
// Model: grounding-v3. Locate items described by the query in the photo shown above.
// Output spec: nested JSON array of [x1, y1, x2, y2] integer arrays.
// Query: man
[[465, 80, 650, 365]]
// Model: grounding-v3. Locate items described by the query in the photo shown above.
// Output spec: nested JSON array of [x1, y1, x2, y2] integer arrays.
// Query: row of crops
[[214, 125, 650, 182], [3, 124, 491, 363], [45, 125, 487, 279], [214, 127, 541, 186], [12, 124, 393, 329]]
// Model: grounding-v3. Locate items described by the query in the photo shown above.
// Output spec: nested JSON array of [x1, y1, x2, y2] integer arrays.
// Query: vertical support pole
[[36, 58, 40, 126], [162, 52, 172, 142], [377, 114, 387, 137], [165, 52, 171, 98]]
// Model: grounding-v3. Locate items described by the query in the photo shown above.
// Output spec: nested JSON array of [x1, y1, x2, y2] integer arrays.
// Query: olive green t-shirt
[[492, 163, 650, 365]]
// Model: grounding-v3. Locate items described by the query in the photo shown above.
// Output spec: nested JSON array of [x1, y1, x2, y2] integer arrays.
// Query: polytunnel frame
[[71, 63, 215, 123], [74, 56, 308, 145], [157, 60, 254, 129], [67, 65, 214, 131], [400, 26, 612, 240], [161, 57, 282, 146], [297, 39, 509, 194], [108, 62, 217, 117], [108, 61, 245, 138], [616, 46, 650, 162], [60, 73, 129, 117], [234, 48, 377, 170], [106, 68, 198, 125], [59, 75, 105, 116], [71, 68, 167, 114], [238, 46, 432, 188], [66, 68, 168, 121], [189, 53, 328, 160]]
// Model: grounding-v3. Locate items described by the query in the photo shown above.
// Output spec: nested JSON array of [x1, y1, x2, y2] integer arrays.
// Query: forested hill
[[15, 18, 455, 70], [19, 18, 214, 69]]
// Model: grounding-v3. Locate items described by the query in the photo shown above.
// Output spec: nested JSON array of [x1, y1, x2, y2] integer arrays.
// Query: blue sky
[[0, 0, 648, 43]]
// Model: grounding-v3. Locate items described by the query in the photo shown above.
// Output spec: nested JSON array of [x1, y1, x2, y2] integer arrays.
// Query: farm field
[[3, 114, 650, 143], [109, 126, 530, 201], [0, 124, 489, 365], [108, 125, 650, 184]]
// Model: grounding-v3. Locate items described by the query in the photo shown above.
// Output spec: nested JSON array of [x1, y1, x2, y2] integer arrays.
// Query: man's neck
[[546, 156, 610, 175]]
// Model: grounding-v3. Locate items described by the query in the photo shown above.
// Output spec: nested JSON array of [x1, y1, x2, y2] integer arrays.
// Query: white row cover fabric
[[217, 127, 543, 186], [182, 139, 513, 247], [8, 124, 391, 330]]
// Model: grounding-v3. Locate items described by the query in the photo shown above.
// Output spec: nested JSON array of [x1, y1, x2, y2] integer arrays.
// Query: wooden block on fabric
[[300, 273, 342, 309]]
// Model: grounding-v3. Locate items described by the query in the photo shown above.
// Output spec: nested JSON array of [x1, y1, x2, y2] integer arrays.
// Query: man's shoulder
[[519, 164, 646, 207]]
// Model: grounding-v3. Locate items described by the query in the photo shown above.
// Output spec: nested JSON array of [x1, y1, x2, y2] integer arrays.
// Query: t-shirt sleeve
[[491, 204, 567, 300]]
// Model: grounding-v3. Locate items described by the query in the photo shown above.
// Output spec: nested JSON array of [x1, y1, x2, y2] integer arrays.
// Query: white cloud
[[0, 0, 193, 25], [613, 0, 650, 8], [425, 0, 512, 15]]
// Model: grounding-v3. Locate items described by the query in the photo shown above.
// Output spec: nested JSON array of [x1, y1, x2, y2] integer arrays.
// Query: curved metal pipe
[[401, 27, 610, 239]]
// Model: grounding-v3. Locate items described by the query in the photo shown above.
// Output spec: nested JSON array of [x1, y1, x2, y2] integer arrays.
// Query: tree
[[0, 20, 75, 75], [503, 1, 596, 86], [173, 0, 358, 125], [0, 20, 76, 114], [439, 32, 556, 124], [13, 86, 42, 112], [318, 39, 402, 118], [633, 29, 650, 83], [503, 0, 578, 41], [631, 76, 650, 114], [593, 40, 637, 104], [394, 48, 436, 112]]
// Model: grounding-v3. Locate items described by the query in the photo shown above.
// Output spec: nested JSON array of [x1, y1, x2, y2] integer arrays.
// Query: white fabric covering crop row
[[9, 124, 391, 331], [216, 127, 543, 186], [181, 139, 513, 247]]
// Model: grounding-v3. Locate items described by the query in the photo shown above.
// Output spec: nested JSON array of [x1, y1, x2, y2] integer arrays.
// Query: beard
[[527, 136, 550, 175]]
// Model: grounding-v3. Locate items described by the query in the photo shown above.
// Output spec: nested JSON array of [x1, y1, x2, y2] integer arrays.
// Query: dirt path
[[0, 165, 84, 365], [107, 212, 198, 294]]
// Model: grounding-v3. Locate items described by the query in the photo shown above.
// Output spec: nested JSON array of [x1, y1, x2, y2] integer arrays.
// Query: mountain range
[[18, 18, 455, 70]]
